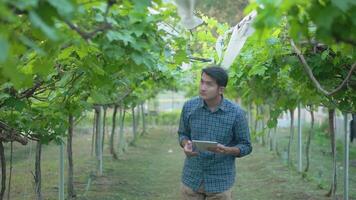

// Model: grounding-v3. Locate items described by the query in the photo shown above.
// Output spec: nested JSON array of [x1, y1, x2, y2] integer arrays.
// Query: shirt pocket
[[212, 118, 234, 144], [189, 114, 207, 139]]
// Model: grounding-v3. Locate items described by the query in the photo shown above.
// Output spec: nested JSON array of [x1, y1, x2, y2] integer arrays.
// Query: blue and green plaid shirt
[[178, 96, 252, 193]]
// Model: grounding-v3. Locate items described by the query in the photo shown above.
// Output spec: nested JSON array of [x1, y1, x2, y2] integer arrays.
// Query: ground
[[4, 126, 355, 200], [76, 126, 353, 200]]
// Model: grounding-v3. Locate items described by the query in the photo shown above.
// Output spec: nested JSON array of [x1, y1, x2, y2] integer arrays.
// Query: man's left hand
[[208, 144, 241, 156], [207, 144, 229, 154]]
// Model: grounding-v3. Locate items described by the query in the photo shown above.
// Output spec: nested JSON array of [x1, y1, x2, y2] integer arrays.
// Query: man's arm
[[178, 103, 198, 156], [232, 110, 252, 157], [178, 103, 190, 147]]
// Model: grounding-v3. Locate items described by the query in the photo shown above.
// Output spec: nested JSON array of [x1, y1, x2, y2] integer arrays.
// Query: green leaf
[[90, 90, 107, 103], [103, 45, 125, 60], [77, 44, 97, 59], [106, 30, 134, 45], [331, 0, 352, 12], [57, 46, 75, 60], [248, 65, 267, 76], [56, 72, 72, 87], [95, 13, 104, 22], [47, 0, 74, 18], [132, 0, 150, 12], [11, 0, 39, 10], [174, 49, 188, 64], [0, 37, 9, 62], [131, 24, 145, 37], [131, 52, 143, 65], [310, 5, 339, 30], [29, 11, 58, 41], [0, 93, 10, 102], [321, 49, 329, 60], [3, 97, 27, 111], [152, 0, 162, 4], [18, 35, 46, 55], [2, 60, 33, 89], [33, 58, 54, 77], [90, 64, 105, 76]]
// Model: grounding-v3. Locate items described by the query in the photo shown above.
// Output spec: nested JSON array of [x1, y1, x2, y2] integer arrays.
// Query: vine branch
[[64, 0, 115, 40], [290, 39, 356, 96], [0, 121, 28, 145], [65, 21, 112, 41]]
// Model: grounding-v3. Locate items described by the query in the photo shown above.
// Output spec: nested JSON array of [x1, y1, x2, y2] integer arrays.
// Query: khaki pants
[[180, 183, 232, 200]]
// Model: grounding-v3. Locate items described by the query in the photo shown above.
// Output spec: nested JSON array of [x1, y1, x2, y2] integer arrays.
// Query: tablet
[[192, 140, 218, 151]]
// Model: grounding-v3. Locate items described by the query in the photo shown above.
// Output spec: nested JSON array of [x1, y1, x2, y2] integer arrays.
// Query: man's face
[[199, 73, 224, 101]]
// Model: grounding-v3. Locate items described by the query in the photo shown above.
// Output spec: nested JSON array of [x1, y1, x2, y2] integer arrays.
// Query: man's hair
[[202, 66, 228, 87]]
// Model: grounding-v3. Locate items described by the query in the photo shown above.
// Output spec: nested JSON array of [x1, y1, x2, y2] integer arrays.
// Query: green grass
[[270, 126, 356, 199], [236, 146, 330, 200], [3, 125, 356, 199], [81, 126, 183, 200]]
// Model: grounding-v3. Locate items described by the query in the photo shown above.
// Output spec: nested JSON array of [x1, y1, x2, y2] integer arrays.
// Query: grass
[[81, 126, 183, 200], [3, 130, 96, 200], [270, 126, 356, 199], [2, 124, 356, 199]]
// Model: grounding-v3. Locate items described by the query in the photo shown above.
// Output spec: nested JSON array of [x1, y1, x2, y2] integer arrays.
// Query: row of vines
[[0, 0, 188, 199]]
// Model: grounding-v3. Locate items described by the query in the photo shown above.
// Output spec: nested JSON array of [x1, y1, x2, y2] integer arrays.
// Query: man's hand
[[208, 144, 241, 156], [207, 144, 228, 154], [182, 140, 198, 157]]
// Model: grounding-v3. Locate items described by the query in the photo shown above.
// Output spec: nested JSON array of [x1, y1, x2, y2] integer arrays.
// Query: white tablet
[[192, 140, 218, 151]]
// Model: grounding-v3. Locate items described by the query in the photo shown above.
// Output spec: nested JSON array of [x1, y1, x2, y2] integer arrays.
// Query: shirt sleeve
[[178, 103, 191, 147], [233, 109, 252, 157]]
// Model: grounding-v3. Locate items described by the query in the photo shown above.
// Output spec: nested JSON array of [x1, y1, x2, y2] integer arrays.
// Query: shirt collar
[[198, 96, 227, 112]]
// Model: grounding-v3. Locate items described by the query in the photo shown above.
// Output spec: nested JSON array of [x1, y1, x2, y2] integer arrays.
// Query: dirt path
[[81, 127, 343, 200]]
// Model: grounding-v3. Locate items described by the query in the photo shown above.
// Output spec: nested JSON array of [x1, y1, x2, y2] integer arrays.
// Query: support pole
[[297, 103, 302, 172], [343, 113, 349, 200], [97, 106, 103, 176], [59, 141, 64, 200]]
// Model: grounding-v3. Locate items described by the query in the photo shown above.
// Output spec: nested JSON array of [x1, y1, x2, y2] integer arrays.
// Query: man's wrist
[[225, 146, 240, 156]]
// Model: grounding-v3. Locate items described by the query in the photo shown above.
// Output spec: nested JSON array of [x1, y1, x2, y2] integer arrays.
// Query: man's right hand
[[182, 140, 198, 157]]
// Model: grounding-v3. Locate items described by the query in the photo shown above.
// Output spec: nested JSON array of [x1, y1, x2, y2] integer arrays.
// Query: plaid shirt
[[178, 96, 252, 193]]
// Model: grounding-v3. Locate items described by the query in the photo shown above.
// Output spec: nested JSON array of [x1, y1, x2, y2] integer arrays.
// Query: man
[[178, 66, 252, 200]]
